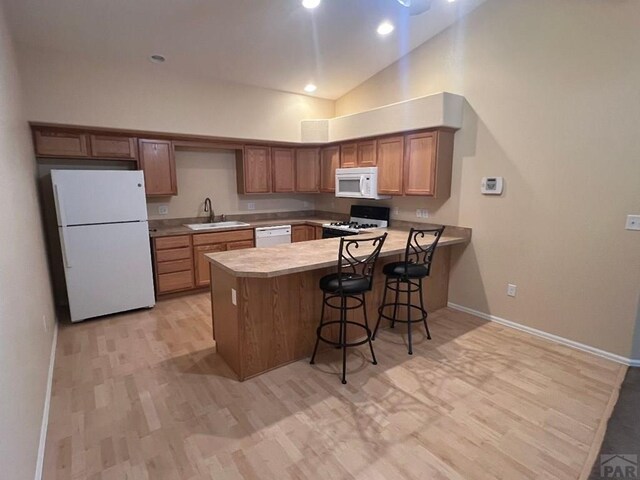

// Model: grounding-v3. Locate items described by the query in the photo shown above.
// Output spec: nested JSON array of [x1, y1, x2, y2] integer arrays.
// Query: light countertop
[[206, 228, 469, 278], [149, 217, 333, 238]]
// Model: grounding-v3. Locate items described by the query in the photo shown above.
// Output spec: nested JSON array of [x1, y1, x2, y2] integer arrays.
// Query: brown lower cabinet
[[154, 235, 194, 294], [153, 229, 255, 293], [292, 224, 317, 242]]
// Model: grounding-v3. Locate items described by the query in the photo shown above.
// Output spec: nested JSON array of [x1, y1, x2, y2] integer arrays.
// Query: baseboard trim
[[447, 303, 640, 367], [34, 321, 58, 480]]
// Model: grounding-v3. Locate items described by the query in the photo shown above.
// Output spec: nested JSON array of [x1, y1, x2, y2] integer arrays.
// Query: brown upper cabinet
[[237, 146, 271, 194], [376, 136, 404, 195], [271, 148, 295, 193], [89, 135, 137, 160], [138, 139, 177, 196], [33, 129, 139, 161], [357, 139, 377, 167], [295, 148, 320, 193], [320, 146, 340, 193], [340, 143, 358, 168], [34, 130, 90, 158], [404, 130, 454, 198]]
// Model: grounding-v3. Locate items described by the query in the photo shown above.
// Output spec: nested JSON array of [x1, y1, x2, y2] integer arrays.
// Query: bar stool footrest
[[316, 320, 373, 348], [377, 304, 428, 324]]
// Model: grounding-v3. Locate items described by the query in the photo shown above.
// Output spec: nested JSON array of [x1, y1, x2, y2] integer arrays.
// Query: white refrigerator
[[52, 170, 155, 322]]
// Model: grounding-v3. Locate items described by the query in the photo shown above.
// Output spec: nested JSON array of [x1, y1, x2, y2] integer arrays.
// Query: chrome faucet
[[203, 197, 214, 223]]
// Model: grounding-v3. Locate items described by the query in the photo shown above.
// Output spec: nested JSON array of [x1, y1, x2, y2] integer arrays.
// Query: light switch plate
[[626, 215, 640, 231], [507, 284, 517, 297], [247, 202, 256, 211]]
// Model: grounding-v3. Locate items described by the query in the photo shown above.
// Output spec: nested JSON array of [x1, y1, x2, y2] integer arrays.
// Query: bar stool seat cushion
[[383, 261, 429, 279], [319, 273, 370, 294]]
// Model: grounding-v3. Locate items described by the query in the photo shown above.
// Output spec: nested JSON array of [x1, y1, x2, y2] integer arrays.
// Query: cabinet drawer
[[155, 235, 191, 250], [157, 270, 194, 294], [193, 229, 254, 246], [156, 259, 192, 274], [227, 240, 254, 250], [156, 247, 191, 262]]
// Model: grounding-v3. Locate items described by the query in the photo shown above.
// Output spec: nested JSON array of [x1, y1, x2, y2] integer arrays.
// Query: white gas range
[[322, 205, 390, 238]]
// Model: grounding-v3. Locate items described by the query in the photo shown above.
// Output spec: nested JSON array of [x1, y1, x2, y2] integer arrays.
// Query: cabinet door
[[194, 243, 226, 287], [357, 140, 377, 166], [272, 148, 295, 193], [340, 143, 358, 168], [292, 225, 308, 243], [404, 132, 437, 196], [377, 136, 404, 195], [306, 225, 316, 240], [139, 139, 177, 196], [90, 135, 137, 160], [241, 146, 271, 193], [315, 226, 323, 240], [320, 146, 340, 192], [295, 148, 320, 193], [34, 130, 89, 158]]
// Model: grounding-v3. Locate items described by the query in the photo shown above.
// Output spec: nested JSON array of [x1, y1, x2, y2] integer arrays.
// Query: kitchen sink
[[184, 221, 250, 230]]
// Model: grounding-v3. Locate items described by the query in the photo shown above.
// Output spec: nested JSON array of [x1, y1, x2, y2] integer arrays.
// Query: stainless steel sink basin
[[184, 221, 250, 230]]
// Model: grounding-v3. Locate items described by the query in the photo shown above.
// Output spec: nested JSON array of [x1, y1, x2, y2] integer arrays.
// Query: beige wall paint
[[331, 0, 640, 358], [16, 46, 334, 142], [0, 4, 57, 479], [147, 150, 316, 220]]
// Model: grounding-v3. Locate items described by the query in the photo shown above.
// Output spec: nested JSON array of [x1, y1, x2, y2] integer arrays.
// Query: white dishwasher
[[255, 225, 292, 247]]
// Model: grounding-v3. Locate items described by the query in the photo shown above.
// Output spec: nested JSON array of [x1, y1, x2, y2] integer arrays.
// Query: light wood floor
[[43, 292, 624, 480]]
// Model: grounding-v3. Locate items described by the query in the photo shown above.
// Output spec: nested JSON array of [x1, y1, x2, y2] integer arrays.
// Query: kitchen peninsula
[[206, 227, 470, 380]]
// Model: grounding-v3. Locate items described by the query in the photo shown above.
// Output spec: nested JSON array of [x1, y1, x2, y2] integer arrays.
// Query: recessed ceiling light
[[302, 0, 321, 9], [304, 83, 317, 93], [447, 0, 456, 3], [149, 54, 166, 64], [377, 21, 394, 36]]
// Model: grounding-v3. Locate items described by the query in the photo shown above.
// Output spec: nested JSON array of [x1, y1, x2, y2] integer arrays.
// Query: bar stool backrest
[[404, 226, 445, 276], [337, 232, 388, 290]]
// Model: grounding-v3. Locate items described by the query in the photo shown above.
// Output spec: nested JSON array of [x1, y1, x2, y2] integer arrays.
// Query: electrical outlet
[[416, 209, 422, 218], [231, 288, 237, 305], [393, 207, 399, 215], [507, 284, 517, 297], [247, 202, 256, 211], [415, 209, 428, 218], [303, 201, 310, 208], [626, 215, 640, 231], [158, 205, 169, 215]]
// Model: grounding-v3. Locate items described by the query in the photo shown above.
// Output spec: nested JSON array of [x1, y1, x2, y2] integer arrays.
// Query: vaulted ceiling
[[4, 0, 486, 99]]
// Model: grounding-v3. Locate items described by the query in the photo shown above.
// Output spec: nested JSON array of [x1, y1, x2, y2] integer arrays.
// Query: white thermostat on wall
[[481, 177, 504, 195]]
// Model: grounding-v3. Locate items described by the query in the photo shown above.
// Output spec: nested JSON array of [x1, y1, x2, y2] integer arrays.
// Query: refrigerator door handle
[[59, 228, 72, 268], [53, 183, 68, 226]]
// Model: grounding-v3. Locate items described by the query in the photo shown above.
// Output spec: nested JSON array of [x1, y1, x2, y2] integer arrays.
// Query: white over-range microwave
[[335, 167, 390, 200]]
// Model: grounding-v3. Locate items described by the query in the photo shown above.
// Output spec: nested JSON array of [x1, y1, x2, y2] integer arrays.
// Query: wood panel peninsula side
[[206, 228, 471, 381]]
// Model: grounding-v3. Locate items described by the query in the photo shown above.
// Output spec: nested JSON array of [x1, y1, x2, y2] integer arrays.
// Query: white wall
[[330, 0, 640, 358], [147, 150, 316, 220], [0, 3, 57, 479], [16, 46, 334, 143]]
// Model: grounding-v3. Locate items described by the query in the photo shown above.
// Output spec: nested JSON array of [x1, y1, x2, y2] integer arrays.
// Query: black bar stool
[[310, 233, 388, 384], [373, 227, 445, 355]]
